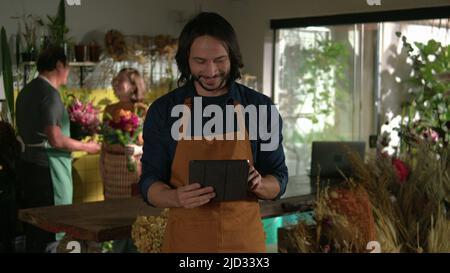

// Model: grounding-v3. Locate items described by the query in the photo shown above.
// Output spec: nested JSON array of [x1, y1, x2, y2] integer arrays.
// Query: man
[[15, 47, 100, 252], [139, 12, 288, 253]]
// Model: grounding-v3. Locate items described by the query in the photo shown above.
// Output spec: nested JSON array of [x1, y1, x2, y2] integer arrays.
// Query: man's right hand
[[45, 125, 101, 154], [175, 183, 215, 209], [84, 141, 101, 154]]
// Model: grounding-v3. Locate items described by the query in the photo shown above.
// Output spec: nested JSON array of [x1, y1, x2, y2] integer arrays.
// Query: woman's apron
[[46, 108, 73, 241], [162, 98, 266, 253]]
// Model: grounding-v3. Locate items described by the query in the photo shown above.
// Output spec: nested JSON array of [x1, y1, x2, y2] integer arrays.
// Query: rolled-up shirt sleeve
[[255, 101, 289, 200], [139, 102, 171, 205]]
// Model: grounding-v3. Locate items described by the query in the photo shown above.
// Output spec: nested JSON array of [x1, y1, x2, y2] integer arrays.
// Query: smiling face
[[188, 35, 231, 96], [112, 71, 133, 102]]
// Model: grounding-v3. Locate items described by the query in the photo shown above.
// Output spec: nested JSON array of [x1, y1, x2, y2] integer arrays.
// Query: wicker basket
[[99, 143, 142, 200]]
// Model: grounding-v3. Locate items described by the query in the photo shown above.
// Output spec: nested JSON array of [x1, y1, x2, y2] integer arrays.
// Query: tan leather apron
[[162, 98, 266, 253]]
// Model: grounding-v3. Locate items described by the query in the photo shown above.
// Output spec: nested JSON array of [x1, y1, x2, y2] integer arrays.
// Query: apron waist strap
[[17, 136, 50, 153]]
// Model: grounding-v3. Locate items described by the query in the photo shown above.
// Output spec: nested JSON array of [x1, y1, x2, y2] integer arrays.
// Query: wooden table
[[19, 197, 162, 242], [19, 178, 315, 243]]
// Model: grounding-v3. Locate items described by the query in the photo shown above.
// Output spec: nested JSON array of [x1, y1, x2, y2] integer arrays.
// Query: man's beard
[[192, 72, 229, 92]]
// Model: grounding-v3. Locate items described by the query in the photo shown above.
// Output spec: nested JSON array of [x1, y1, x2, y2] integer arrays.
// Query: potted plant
[[74, 44, 88, 62], [11, 14, 44, 62], [47, 0, 73, 53], [89, 42, 101, 62]]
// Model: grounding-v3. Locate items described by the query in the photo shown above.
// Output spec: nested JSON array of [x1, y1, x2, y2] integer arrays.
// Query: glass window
[[273, 18, 450, 198], [274, 25, 370, 198]]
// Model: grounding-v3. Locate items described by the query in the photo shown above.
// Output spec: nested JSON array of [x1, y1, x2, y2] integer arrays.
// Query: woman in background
[[104, 68, 148, 125], [100, 68, 148, 200], [100, 68, 148, 253]]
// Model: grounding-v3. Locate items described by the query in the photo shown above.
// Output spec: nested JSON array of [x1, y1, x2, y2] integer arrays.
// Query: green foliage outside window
[[396, 32, 450, 153]]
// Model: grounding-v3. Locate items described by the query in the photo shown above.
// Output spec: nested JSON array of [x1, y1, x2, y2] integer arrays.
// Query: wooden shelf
[[22, 61, 36, 66], [23, 61, 98, 67], [22, 61, 99, 88], [69, 61, 99, 67]]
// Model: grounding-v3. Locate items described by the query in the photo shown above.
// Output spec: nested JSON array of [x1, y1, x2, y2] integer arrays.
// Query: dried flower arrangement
[[131, 209, 169, 253], [283, 139, 450, 253]]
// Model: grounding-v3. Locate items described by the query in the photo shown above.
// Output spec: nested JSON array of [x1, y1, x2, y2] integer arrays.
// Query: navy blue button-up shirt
[[139, 80, 289, 205]]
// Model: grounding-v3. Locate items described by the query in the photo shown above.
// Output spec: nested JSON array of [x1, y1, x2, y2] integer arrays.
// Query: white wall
[[0, 0, 231, 45]]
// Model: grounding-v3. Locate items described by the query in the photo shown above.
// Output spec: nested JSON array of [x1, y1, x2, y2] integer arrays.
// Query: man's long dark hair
[[175, 12, 244, 87]]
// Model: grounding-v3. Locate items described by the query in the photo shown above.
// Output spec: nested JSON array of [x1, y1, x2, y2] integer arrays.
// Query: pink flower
[[430, 130, 439, 142], [422, 128, 439, 143], [68, 98, 100, 136], [392, 158, 409, 184]]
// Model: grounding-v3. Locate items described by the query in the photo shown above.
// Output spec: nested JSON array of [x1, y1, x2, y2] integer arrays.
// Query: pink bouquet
[[68, 99, 101, 140]]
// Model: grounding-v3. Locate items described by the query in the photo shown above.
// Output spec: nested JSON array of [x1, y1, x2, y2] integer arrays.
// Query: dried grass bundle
[[286, 181, 376, 253], [286, 142, 449, 253], [428, 209, 450, 252]]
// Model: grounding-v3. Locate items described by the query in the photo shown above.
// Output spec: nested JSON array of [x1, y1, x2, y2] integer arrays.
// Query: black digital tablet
[[189, 160, 250, 202]]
